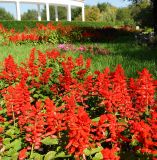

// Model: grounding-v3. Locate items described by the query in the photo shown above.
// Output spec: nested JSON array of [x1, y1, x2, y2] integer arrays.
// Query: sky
[[0, 0, 131, 18], [86, 0, 131, 7]]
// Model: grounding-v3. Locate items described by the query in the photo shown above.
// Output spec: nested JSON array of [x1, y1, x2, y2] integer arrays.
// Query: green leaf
[[5, 148, 18, 157], [4, 122, 10, 127], [5, 129, 15, 137], [55, 151, 65, 158], [84, 148, 90, 156], [44, 151, 56, 160], [3, 139, 12, 150], [0, 156, 11, 160], [41, 137, 58, 145], [3, 138, 11, 146], [10, 139, 22, 151], [92, 117, 100, 122], [11, 152, 19, 160], [31, 152, 43, 160], [84, 147, 103, 156], [0, 108, 6, 114], [56, 152, 71, 158], [33, 94, 39, 99], [131, 139, 139, 146], [92, 152, 103, 160]]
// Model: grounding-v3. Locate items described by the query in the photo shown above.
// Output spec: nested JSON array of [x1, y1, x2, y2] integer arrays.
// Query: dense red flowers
[[66, 107, 91, 156], [0, 49, 156, 159]]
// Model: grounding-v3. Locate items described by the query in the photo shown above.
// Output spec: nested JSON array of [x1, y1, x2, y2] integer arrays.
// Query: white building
[[0, 0, 85, 21]]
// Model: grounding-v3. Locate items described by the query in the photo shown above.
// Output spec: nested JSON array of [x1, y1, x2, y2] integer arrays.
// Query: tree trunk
[[153, 0, 157, 35]]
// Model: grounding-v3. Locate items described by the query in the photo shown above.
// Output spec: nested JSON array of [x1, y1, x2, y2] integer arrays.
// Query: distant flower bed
[[0, 23, 136, 45], [58, 44, 111, 55], [0, 48, 157, 160]]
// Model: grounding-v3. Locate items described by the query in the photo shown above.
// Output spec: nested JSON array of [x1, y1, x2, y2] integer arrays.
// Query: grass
[[0, 37, 157, 79]]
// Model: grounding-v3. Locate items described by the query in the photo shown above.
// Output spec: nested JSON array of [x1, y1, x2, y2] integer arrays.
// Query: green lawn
[[0, 38, 157, 78]]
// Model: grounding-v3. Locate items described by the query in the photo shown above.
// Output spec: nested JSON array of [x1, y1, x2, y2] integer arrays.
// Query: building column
[[82, 5, 85, 22], [16, 1, 21, 21], [55, 5, 58, 21], [67, 5, 71, 21], [46, 3, 50, 21], [37, 4, 41, 21]]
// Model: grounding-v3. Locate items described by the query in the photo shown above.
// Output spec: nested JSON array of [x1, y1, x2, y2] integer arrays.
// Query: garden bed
[[0, 48, 157, 160]]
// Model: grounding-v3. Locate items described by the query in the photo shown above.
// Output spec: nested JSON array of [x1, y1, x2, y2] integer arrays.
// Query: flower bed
[[0, 48, 157, 160], [58, 44, 111, 55], [0, 23, 136, 45]]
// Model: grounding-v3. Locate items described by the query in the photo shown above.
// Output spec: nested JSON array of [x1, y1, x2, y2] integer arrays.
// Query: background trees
[[0, 8, 14, 20], [0, 0, 155, 33], [85, 6, 101, 22], [128, 0, 156, 34], [21, 9, 38, 20]]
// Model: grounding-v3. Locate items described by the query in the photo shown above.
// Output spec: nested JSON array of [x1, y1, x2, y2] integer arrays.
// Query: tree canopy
[[21, 9, 38, 20], [0, 8, 14, 20]]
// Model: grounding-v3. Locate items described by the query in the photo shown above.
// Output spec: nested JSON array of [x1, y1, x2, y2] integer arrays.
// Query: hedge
[[0, 20, 119, 31]]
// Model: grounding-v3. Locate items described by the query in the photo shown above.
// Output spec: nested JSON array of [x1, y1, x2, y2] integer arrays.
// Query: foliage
[[97, 3, 118, 24], [100, 7, 117, 24], [0, 21, 115, 32], [129, 0, 152, 27], [85, 6, 101, 22], [97, 2, 113, 12], [0, 1, 155, 29], [116, 7, 135, 25], [21, 9, 38, 20], [72, 7, 82, 21], [0, 8, 14, 20], [0, 48, 157, 159]]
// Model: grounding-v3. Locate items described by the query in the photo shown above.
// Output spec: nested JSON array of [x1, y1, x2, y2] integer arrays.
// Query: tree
[[85, 6, 101, 22], [128, 0, 157, 35], [116, 8, 131, 21], [116, 7, 135, 25], [100, 7, 117, 24], [128, 0, 151, 26], [21, 9, 38, 20], [97, 2, 112, 12], [72, 7, 81, 21], [97, 3, 117, 24], [0, 8, 14, 20]]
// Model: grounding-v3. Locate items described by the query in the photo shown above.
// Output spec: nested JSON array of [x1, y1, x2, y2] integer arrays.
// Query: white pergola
[[0, 0, 85, 21]]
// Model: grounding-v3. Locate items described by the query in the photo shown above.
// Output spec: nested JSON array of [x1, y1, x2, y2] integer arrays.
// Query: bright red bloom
[[46, 49, 60, 59], [45, 98, 66, 136], [66, 107, 91, 157], [133, 68, 155, 114], [0, 55, 19, 82], [23, 101, 46, 150], [101, 148, 120, 160], [38, 50, 47, 67], [18, 148, 27, 160], [39, 68, 52, 84], [2, 81, 30, 119]]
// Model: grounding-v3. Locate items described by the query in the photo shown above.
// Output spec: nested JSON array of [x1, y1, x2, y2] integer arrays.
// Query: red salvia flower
[[109, 65, 134, 118], [0, 55, 19, 82], [45, 98, 66, 137], [18, 148, 27, 160], [66, 106, 91, 157], [101, 147, 120, 160], [133, 68, 155, 114], [39, 68, 52, 84]]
